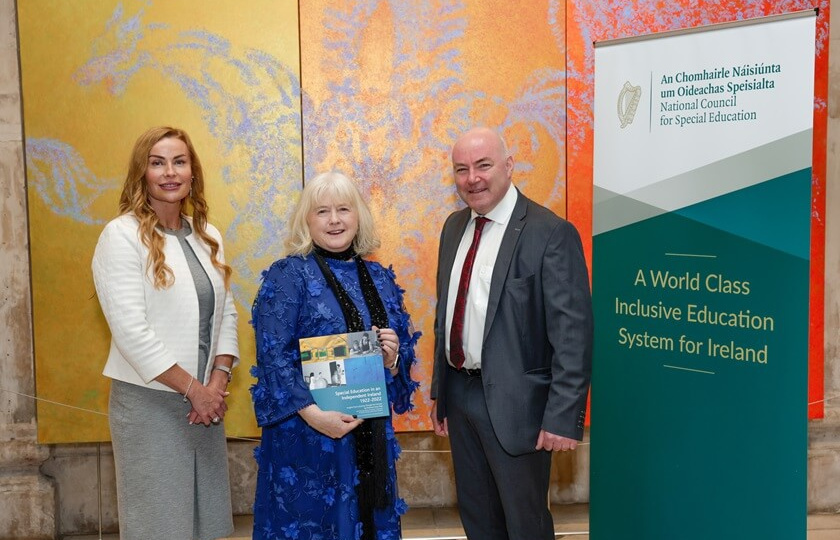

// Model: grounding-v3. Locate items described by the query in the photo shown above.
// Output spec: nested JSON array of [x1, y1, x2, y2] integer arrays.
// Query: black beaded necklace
[[312, 245, 388, 334], [311, 244, 390, 540]]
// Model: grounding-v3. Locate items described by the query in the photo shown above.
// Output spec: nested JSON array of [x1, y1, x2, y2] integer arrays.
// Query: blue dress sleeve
[[373, 263, 421, 416], [250, 258, 315, 427]]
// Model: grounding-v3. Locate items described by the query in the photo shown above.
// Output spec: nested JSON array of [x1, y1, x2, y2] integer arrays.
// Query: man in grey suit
[[430, 127, 593, 540]]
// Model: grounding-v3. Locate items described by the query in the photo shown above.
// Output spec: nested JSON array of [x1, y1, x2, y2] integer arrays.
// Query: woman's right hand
[[187, 382, 228, 426], [298, 404, 363, 438], [153, 365, 228, 427]]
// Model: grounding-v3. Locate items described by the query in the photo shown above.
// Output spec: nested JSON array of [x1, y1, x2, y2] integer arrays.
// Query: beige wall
[[0, 0, 54, 537], [1, 0, 839, 537]]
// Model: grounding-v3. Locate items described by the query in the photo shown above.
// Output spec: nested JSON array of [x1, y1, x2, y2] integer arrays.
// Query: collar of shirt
[[470, 182, 518, 227]]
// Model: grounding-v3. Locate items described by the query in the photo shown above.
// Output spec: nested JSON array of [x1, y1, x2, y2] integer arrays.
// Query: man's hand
[[535, 429, 578, 452], [430, 401, 448, 437]]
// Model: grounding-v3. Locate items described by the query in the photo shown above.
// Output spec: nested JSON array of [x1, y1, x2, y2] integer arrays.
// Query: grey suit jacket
[[431, 190, 593, 456]]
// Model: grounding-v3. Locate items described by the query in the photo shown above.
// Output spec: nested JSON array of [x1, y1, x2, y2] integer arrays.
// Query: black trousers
[[444, 368, 554, 540]]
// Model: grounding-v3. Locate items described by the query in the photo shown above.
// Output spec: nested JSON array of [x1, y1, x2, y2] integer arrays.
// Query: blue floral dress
[[250, 255, 420, 540]]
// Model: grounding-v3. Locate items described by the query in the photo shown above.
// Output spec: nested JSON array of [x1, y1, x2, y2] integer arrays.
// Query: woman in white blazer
[[92, 126, 238, 540]]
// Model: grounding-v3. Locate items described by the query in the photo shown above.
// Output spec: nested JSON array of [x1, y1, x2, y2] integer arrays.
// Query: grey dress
[[108, 220, 233, 540]]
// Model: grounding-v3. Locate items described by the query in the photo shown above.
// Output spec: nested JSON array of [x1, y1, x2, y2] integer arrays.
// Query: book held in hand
[[299, 330, 389, 419]]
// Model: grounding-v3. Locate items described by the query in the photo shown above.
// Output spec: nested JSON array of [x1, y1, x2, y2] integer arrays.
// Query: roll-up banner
[[591, 11, 816, 540]]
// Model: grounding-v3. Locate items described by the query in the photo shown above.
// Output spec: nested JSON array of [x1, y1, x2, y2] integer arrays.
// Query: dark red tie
[[450, 216, 489, 369]]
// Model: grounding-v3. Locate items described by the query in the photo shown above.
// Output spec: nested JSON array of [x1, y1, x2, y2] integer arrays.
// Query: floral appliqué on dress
[[251, 255, 420, 540]]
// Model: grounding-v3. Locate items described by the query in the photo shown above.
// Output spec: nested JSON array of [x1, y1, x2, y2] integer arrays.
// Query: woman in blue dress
[[251, 171, 420, 540]]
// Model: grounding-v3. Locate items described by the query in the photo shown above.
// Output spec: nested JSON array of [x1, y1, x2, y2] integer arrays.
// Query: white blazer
[[92, 214, 239, 391]]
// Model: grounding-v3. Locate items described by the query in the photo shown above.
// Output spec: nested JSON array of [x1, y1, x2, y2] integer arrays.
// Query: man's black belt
[[449, 364, 481, 377]]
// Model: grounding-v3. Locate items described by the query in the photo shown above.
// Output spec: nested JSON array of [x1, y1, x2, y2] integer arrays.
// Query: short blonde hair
[[285, 171, 380, 257]]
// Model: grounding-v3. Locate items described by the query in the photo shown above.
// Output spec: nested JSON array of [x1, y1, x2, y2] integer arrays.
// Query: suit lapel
[[438, 209, 472, 313], [483, 192, 528, 342]]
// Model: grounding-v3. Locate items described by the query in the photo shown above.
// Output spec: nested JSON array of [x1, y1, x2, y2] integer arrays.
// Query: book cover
[[299, 330, 389, 419]]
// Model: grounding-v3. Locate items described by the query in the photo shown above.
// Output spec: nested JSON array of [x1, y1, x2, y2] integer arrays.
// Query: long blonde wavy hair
[[118, 126, 232, 289]]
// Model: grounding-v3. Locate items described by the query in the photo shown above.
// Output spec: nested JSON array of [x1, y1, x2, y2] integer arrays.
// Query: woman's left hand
[[373, 326, 399, 370], [188, 355, 232, 426], [187, 382, 228, 426]]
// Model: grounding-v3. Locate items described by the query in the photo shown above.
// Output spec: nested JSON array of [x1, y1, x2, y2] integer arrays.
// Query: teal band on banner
[[591, 12, 815, 540]]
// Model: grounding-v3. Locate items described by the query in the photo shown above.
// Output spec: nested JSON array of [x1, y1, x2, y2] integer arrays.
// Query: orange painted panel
[[300, 1, 569, 431]]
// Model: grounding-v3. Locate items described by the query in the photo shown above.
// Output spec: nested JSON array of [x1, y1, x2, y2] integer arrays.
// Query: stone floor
[[66, 504, 840, 539]]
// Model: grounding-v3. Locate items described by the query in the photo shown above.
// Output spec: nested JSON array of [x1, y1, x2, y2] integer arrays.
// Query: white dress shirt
[[445, 183, 518, 369]]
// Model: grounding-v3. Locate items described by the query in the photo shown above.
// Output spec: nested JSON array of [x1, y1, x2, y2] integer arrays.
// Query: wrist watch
[[212, 364, 232, 383]]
